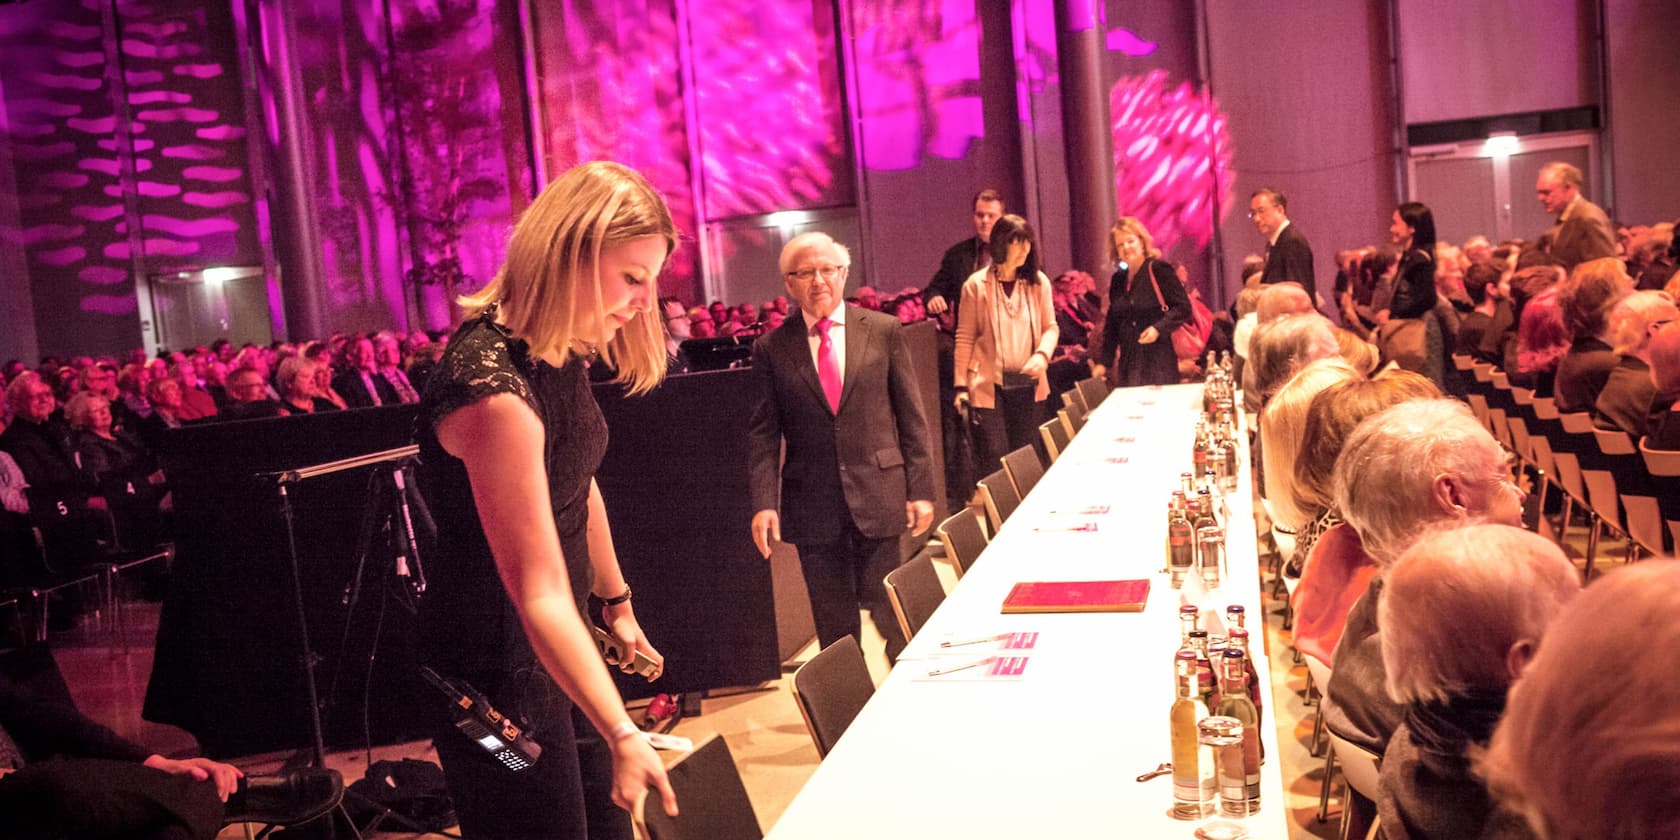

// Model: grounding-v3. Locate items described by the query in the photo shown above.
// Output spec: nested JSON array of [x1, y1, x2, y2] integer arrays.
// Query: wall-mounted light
[[1483, 132, 1519, 158]]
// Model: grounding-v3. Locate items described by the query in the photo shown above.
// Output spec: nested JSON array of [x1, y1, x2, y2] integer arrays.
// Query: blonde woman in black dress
[[416, 161, 677, 838]]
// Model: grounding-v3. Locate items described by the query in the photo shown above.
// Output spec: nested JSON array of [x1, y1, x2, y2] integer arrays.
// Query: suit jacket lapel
[[838, 306, 870, 415], [779, 317, 830, 413]]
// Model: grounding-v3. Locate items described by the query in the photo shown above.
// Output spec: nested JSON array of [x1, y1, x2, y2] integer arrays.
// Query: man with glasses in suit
[[748, 232, 936, 662]]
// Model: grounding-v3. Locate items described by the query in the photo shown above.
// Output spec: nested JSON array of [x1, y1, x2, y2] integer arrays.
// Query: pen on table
[[938, 633, 1005, 648], [926, 656, 995, 677], [1032, 522, 1097, 533]]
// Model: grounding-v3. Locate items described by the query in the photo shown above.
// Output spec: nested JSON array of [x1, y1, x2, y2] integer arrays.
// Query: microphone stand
[[262, 445, 419, 839]]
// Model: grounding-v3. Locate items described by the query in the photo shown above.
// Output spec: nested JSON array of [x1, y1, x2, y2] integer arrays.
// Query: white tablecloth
[[767, 383, 1287, 839]]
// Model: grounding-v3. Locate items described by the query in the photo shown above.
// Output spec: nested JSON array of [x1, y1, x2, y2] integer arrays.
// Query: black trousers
[[0, 757, 224, 840], [433, 671, 630, 840], [795, 520, 907, 662]]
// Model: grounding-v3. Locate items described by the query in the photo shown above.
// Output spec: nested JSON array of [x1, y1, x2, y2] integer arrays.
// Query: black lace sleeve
[[419, 318, 538, 434]]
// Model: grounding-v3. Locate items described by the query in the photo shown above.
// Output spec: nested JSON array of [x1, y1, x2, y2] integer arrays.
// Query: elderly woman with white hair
[[1591, 289, 1678, 437], [1479, 561, 1680, 840], [1243, 312, 1339, 412], [1375, 525, 1579, 840], [1320, 398, 1526, 757]]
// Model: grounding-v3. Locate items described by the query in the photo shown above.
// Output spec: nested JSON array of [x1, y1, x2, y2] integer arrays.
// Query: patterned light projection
[[1109, 69, 1233, 251], [0, 0, 257, 355], [686, 0, 851, 218], [849, 0, 984, 171], [529, 0, 699, 296]]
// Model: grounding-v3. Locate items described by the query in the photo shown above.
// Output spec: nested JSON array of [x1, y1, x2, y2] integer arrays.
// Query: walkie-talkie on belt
[[420, 666, 543, 771]]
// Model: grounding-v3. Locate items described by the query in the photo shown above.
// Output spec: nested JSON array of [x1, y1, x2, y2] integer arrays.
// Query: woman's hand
[[612, 733, 678, 818], [1138, 326, 1160, 345], [602, 601, 664, 680], [1021, 352, 1048, 378]]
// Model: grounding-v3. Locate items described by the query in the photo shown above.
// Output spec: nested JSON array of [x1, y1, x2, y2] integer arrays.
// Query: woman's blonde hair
[[461, 161, 678, 395], [1108, 217, 1161, 264], [1259, 357, 1359, 530], [64, 391, 108, 429]]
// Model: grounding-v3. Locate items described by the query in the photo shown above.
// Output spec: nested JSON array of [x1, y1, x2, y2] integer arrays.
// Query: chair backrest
[[1510, 387, 1534, 406], [1062, 387, 1090, 416], [1063, 400, 1088, 432], [1531, 397, 1559, 420], [1001, 445, 1046, 500], [1559, 411, 1595, 434], [641, 734, 762, 840], [1076, 378, 1108, 412], [977, 469, 1020, 533], [1056, 408, 1077, 440], [883, 549, 945, 642], [1641, 437, 1680, 476], [1450, 353, 1475, 372], [1039, 418, 1071, 462], [1327, 730, 1383, 802], [1593, 427, 1636, 456], [1471, 362, 1494, 382], [937, 509, 988, 577], [790, 635, 874, 758]]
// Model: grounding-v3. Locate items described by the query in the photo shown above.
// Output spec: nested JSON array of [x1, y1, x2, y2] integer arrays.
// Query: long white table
[[767, 383, 1287, 839]]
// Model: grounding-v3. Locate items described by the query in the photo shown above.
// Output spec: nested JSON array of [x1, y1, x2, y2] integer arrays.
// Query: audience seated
[[1553, 257, 1634, 413], [1322, 398, 1524, 756], [139, 376, 189, 451], [277, 357, 340, 416], [1260, 358, 1360, 536], [1511, 286, 1568, 397], [1375, 524, 1578, 840], [1647, 326, 1680, 450], [218, 367, 285, 422], [1245, 311, 1339, 411], [1591, 290, 1678, 437], [1288, 370, 1440, 664], [1479, 561, 1680, 840], [1454, 261, 1504, 361]]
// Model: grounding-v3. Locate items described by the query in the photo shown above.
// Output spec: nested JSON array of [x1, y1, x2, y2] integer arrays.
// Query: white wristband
[[609, 720, 640, 742]]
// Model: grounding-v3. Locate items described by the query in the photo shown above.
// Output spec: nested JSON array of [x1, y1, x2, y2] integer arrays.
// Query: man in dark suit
[[922, 189, 1005, 321], [1536, 161, 1616, 272], [1250, 188, 1317, 306], [749, 232, 937, 661], [332, 336, 401, 408], [922, 189, 1003, 511]]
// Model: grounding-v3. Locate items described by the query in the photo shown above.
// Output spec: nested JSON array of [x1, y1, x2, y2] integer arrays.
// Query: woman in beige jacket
[[954, 214, 1058, 475]]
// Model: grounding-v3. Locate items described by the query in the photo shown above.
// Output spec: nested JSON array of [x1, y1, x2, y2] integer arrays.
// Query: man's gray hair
[[1332, 398, 1498, 564], [1540, 161, 1584, 189], [779, 232, 851, 274], [1379, 524, 1579, 705]]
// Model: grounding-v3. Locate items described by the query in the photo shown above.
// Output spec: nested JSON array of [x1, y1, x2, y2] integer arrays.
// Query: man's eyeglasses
[[785, 265, 846, 282]]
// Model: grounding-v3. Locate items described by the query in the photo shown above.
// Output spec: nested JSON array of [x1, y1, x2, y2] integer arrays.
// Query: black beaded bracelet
[[599, 586, 632, 607]]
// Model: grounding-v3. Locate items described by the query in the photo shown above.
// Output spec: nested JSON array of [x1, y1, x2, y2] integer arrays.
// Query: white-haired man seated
[[1375, 525, 1579, 840], [1479, 560, 1680, 840], [1321, 399, 1526, 757]]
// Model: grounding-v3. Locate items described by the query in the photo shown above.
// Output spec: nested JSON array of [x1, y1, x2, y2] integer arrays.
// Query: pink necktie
[[815, 317, 841, 414]]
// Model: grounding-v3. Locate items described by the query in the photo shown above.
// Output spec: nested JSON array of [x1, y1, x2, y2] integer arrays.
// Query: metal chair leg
[[1583, 512, 1601, 580], [1318, 748, 1338, 822], [1556, 495, 1573, 547]]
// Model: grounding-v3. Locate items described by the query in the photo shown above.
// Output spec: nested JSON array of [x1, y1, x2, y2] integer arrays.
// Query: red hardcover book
[[1000, 579, 1152, 614]]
